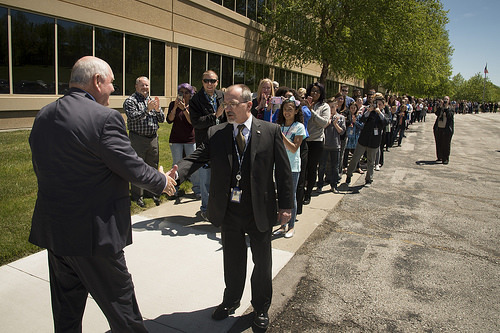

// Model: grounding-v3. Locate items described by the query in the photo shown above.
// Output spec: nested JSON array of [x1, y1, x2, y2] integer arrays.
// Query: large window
[[57, 20, 92, 95], [247, 0, 257, 22], [213, 0, 267, 23], [221, 56, 233, 88], [176, 46, 317, 94], [151, 40, 165, 96], [125, 35, 148, 95], [191, 49, 206, 91], [208, 53, 221, 80], [236, 0, 246, 16], [223, 0, 235, 11], [245, 61, 255, 91], [234, 59, 245, 84], [2, 7, 168, 96], [11, 10, 55, 94], [178, 46, 190, 86], [95, 28, 123, 95], [0, 7, 8, 94]]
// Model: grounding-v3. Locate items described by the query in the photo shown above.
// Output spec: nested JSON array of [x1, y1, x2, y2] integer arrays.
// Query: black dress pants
[[435, 128, 452, 161], [305, 140, 324, 199], [221, 210, 272, 313], [48, 250, 147, 333]]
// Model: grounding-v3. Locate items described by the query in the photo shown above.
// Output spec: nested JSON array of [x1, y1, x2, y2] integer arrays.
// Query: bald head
[[69, 56, 115, 106], [70, 56, 113, 89]]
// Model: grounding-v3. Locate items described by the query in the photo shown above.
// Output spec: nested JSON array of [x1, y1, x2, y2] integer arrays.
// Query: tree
[[260, 0, 452, 96], [450, 72, 500, 102]]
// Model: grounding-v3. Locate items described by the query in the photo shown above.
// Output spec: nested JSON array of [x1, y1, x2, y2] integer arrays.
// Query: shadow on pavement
[[415, 160, 441, 165], [132, 216, 221, 244]]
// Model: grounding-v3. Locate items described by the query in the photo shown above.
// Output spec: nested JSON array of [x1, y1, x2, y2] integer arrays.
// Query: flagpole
[[483, 63, 487, 110]]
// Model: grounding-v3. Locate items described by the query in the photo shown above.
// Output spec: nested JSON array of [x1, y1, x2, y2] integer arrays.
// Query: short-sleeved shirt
[[280, 122, 306, 172]]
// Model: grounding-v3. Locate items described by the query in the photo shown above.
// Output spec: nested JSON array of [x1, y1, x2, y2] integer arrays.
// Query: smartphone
[[177, 93, 183, 101], [270, 96, 282, 105]]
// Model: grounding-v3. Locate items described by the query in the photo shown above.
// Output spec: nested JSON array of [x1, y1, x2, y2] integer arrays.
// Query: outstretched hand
[[159, 165, 177, 196], [277, 209, 292, 226]]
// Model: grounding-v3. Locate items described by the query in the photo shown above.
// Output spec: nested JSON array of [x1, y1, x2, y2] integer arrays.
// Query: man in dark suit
[[171, 84, 293, 330], [433, 96, 454, 164], [188, 70, 226, 220], [29, 56, 176, 332]]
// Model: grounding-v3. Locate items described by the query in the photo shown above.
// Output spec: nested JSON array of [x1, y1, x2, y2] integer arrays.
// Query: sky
[[440, 0, 500, 86]]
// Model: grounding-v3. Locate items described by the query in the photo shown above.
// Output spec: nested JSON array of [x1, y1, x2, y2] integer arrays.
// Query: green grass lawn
[[0, 122, 189, 266]]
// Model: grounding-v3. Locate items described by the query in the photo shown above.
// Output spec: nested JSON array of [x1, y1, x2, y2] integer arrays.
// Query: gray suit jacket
[[177, 117, 293, 232], [29, 88, 166, 256]]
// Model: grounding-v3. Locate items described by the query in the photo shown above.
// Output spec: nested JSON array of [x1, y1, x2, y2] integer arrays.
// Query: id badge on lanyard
[[230, 135, 248, 204]]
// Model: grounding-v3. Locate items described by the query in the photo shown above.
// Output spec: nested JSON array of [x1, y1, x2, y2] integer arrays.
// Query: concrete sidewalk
[[0, 173, 361, 332]]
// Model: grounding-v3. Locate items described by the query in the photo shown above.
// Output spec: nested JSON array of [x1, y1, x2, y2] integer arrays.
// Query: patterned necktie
[[236, 124, 246, 154]]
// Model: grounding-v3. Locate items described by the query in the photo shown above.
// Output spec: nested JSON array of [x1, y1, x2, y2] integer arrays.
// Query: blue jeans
[[170, 143, 200, 195], [198, 165, 210, 212], [317, 149, 340, 189], [286, 172, 300, 230]]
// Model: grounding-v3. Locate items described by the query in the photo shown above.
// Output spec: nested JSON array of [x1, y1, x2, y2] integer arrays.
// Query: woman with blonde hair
[[251, 78, 275, 121]]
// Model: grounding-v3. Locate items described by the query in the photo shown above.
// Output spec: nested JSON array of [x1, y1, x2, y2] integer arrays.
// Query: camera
[[270, 96, 282, 105]]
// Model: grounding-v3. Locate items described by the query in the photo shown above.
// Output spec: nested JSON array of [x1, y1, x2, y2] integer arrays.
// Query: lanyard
[[281, 122, 296, 138], [232, 131, 249, 188]]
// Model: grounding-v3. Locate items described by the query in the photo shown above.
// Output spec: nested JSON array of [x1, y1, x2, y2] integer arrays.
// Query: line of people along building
[[29, 55, 457, 331], [126, 72, 457, 241]]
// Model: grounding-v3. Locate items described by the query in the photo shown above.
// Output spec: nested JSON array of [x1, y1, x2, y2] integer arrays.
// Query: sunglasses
[[203, 79, 218, 84]]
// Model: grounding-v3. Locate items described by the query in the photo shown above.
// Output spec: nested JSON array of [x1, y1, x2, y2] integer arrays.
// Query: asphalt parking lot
[[264, 113, 500, 332]]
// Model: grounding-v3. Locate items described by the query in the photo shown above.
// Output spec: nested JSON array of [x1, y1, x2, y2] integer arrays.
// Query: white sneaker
[[375, 164, 380, 171], [284, 229, 295, 238], [273, 227, 287, 236]]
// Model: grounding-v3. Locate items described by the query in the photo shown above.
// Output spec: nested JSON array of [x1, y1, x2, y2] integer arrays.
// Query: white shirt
[[232, 114, 253, 145]]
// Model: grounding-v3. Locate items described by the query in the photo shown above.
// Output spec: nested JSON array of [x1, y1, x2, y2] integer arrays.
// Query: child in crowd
[[273, 96, 306, 238]]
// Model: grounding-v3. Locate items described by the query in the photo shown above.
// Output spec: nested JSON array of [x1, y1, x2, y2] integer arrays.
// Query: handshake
[[159, 165, 179, 196]]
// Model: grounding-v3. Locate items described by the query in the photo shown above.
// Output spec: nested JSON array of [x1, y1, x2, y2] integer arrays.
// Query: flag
[[484, 64, 488, 74]]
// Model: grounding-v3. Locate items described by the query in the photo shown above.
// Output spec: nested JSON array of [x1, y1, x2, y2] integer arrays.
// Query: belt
[[130, 131, 157, 139]]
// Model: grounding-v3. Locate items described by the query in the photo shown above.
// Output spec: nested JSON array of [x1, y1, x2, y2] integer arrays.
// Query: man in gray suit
[[172, 84, 293, 330], [29, 56, 176, 332]]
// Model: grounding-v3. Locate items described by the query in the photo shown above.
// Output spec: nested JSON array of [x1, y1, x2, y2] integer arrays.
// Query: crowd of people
[[163, 77, 462, 235], [29, 55, 460, 332]]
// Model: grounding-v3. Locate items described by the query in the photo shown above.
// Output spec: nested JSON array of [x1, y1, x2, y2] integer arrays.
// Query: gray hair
[[231, 84, 252, 102], [69, 56, 111, 86], [135, 76, 149, 85]]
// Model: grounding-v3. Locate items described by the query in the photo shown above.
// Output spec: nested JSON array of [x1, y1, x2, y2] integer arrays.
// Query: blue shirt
[[280, 122, 306, 172]]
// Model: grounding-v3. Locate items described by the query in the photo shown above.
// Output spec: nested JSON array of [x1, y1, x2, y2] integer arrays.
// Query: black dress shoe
[[153, 196, 161, 206], [136, 198, 145, 207], [253, 310, 269, 330], [211, 302, 240, 320]]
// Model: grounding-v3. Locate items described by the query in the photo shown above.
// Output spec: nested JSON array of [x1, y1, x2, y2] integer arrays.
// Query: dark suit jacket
[[29, 88, 166, 256], [189, 87, 226, 146], [177, 117, 293, 232], [433, 106, 454, 135]]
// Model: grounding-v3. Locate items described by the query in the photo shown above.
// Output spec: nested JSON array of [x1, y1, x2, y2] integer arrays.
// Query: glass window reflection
[[191, 49, 206, 91], [12, 10, 55, 94], [57, 20, 92, 95], [221, 56, 233, 89], [95, 28, 123, 95], [125, 35, 148, 95], [178, 46, 190, 86], [151, 40, 165, 96], [0, 7, 8, 94]]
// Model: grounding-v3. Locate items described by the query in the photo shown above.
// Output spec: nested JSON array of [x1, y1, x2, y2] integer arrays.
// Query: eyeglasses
[[203, 79, 218, 84], [342, 89, 349, 92], [222, 101, 247, 109], [310, 90, 320, 94]]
